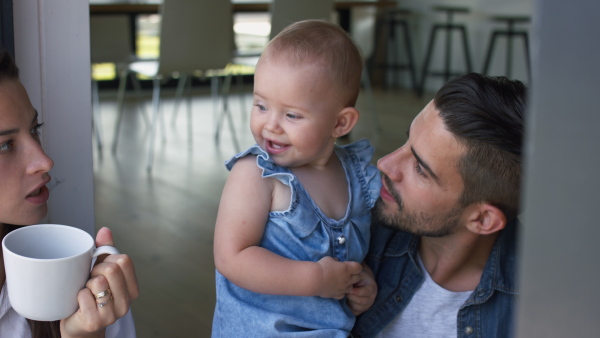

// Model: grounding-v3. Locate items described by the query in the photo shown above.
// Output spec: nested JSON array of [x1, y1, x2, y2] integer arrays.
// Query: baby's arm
[[213, 157, 362, 299]]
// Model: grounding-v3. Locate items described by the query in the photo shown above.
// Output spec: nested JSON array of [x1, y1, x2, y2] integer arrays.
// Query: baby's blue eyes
[[253, 104, 301, 120]]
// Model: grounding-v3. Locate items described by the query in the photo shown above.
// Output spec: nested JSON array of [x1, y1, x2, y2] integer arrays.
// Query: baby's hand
[[346, 264, 377, 316], [316, 257, 362, 300]]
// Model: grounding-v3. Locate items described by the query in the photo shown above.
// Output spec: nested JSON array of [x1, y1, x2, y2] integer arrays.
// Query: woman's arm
[[213, 157, 361, 299]]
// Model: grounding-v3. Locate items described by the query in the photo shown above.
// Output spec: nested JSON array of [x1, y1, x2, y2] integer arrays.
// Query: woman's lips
[[26, 184, 49, 205]]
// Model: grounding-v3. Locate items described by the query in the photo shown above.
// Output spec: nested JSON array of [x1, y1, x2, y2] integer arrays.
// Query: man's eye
[[414, 162, 427, 177]]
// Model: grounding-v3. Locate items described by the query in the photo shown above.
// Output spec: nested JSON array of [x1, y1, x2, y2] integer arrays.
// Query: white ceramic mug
[[2, 224, 120, 321]]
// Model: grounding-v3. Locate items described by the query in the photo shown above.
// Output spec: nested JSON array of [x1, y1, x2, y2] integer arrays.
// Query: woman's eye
[[31, 122, 43, 136], [31, 122, 43, 142], [0, 141, 13, 152]]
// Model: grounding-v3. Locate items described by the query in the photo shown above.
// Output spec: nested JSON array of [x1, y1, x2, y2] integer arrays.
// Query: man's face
[[373, 101, 467, 237]]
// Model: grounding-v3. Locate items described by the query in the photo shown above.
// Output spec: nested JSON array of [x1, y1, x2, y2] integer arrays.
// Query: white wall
[[391, 0, 534, 92], [13, 0, 95, 235], [516, 0, 600, 336]]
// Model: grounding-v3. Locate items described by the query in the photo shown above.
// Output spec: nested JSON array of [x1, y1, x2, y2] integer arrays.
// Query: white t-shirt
[[0, 283, 136, 337], [376, 255, 472, 338]]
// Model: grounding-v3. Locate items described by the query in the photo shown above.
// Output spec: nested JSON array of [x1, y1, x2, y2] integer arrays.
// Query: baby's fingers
[[350, 272, 362, 286], [345, 261, 363, 274]]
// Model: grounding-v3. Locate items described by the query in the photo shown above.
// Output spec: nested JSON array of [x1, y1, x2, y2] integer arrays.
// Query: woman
[[0, 51, 139, 337]]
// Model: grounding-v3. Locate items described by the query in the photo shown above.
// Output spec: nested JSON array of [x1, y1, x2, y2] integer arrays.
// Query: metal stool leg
[[146, 78, 161, 171], [522, 32, 531, 83], [482, 31, 500, 75], [418, 25, 441, 96], [112, 68, 129, 154], [459, 26, 473, 73], [184, 75, 193, 144], [92, 80, 103, 153], [401, 20, 418, 92], [171, 73, 188, 126]]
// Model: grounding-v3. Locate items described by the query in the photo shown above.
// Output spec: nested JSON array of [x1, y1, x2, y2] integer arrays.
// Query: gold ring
[[95, 288, 112, 300]]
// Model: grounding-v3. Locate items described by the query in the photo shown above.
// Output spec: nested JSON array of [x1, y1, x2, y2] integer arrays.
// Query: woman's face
[[0, 79, 53, 225]]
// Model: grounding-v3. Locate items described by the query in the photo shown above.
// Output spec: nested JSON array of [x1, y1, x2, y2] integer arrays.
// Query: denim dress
[[212, 139, 381, 337]]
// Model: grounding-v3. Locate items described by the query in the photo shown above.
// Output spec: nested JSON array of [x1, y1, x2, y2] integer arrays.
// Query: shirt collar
[[383, 218, 519, 298], [479, 218, 519, 295]]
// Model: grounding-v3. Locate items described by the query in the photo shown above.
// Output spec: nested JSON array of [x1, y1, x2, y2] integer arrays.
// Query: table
[[89, 1, 394, 14], [90, 0, 394, 59], [89, 0, 395, 31]]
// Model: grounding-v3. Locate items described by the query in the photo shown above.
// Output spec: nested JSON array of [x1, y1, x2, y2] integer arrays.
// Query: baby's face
[[250, 58, 344, 168]]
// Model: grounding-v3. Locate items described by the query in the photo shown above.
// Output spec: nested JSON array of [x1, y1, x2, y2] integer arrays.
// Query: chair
[[114, 0, 238, 171], [233, 0, 335, 63], [350, 6, 381, 133], [90, 14, 142, 154], [269, 0, 335, 40]]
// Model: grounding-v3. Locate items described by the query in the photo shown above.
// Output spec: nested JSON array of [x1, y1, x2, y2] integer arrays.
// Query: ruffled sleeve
[[339, 139, 381, 209], [225, 145, 295, 186]]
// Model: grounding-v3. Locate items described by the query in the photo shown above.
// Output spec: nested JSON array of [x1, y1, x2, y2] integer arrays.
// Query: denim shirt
[[352, 219, 519, 338], [212, 139, 381, 337]]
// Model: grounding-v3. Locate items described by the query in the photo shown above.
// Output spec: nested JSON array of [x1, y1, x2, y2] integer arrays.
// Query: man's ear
[[465, 203, 506, 235], [333, 107, 359, 138]]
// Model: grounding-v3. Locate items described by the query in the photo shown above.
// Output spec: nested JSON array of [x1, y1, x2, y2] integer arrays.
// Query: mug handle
[[93, 245, 120, 258]]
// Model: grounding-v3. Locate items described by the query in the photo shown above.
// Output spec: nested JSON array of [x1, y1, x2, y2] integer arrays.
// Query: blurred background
[[4, 0, 599, 337]]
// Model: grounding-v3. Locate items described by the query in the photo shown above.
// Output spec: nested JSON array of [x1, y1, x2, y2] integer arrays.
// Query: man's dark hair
[[434, 73, 527, 220]]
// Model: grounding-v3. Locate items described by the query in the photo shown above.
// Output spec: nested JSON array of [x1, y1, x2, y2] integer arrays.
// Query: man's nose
[[377, 147, 405, 182]]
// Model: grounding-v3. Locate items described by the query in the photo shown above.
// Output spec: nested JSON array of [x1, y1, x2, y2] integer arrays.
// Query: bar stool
[[418, 6, 472, 96], [374, 8, 418, 92], [481, 15, 531, 82]]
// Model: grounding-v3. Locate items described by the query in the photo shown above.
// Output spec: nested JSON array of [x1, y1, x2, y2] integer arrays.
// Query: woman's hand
[[60, 227, 139, 338], [346, 262, 377, 316]]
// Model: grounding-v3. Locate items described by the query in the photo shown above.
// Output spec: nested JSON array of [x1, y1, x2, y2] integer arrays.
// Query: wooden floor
[[92, 79, 433, 337]]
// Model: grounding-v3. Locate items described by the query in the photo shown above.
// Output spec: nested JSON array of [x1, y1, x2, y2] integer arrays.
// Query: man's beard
[[372, 175, 462, 237]]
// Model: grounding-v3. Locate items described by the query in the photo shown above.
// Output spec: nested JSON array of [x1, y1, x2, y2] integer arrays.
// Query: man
[[350, 73, 527, 337]]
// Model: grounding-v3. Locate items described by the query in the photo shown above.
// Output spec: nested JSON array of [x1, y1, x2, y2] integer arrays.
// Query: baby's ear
[[333, 107, 359, 138]]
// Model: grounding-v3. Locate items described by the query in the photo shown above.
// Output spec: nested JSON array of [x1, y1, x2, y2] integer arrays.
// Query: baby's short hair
[[259, 19, 363, 107]]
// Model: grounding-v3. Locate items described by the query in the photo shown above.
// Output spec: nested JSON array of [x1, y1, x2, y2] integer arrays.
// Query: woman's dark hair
[[0, 50, 19, 81], [434, 73, 527, 220], [0, 50, 61, 338]]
